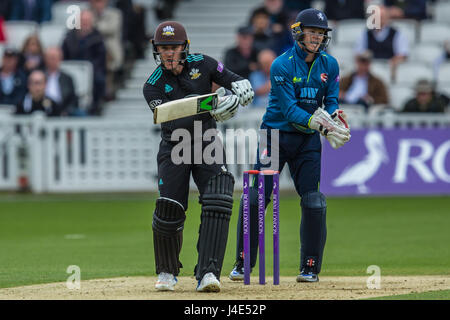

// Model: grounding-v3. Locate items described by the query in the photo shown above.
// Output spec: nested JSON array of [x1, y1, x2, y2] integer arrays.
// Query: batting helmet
[[291, 8, 332, 53], [151, 21, 190, 65]]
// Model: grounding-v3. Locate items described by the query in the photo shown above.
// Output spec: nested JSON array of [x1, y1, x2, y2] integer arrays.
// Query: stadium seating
[[419, 22, 450, 45], [370, 60, 392, 85], [433, 1, 450, 23], [51, 1, 89, 25], [410, 43, 444, 65], [334, 19, 366, 46], [391, 19, 418, 44], [395, 62, 434, 86], [3, 21, 39, 50], [389, 85, 415, 111], [59, 60, 93, 110], [38, 22, 68, 49]]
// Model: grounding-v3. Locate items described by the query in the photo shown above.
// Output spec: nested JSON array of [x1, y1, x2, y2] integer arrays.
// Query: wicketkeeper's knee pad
[[195, 172, 235, 280], [300, 191, 327, 274], [152, 197, 186, 275]]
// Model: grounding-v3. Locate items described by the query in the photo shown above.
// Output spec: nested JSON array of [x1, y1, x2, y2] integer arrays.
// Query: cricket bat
[[153, 93, 218, 124]]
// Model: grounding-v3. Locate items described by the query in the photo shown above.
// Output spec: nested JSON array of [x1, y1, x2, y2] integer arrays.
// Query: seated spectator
[[339, 50, 389, 111], [9, 0, 52, 24], [257, 0, 293, 55], [89, 0, 124, 100], [44, 47, 84, 117], [62, 9, 107, 115], [433, 39, 450, 81], [354, 5, 409, 82], [19, 34, 45, 76], [0, 48, 27, 106], [324, 0, 365, 21], [249, 7, 274, 55], [116, 0, 148, 60], [384, 0, 428, 21], [249, 49, 276, 108], [15, 70, 60, 116], [401, 79, 449, 113], [154, 0, 179, 20], [224, 26, 258, 80], [283, 0, 312, 15], [0, 0, 12, 20]]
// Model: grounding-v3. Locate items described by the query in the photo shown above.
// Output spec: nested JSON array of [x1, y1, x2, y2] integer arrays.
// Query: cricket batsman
[[143, 21, 254, 292], [229, 8, 351, 283]]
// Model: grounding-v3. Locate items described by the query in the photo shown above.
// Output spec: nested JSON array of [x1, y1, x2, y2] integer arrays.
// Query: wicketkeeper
[[230, 8, 351, 283], [143, 21, 254, 292]]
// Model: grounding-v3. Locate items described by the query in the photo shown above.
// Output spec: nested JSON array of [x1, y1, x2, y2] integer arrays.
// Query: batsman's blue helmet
[[291, 8, 332, 52]]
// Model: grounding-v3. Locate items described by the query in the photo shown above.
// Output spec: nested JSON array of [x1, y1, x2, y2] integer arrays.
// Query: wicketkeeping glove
[[309, 108, 351, 149], [231, 79, 254, 106], [210, 87, 239, 122]]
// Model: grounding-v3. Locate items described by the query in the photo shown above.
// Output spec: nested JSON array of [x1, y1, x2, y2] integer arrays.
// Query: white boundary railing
[[0, 110, 449, 193]]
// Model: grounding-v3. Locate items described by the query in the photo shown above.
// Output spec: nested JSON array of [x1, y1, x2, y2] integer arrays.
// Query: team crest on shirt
[[162, 26, 175, 36], [320, 73, 328, 83], [189, 68, 202, 79]]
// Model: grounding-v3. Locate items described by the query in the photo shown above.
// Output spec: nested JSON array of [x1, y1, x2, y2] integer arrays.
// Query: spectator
[[401, 79, 449, 113], [0, 48, 27, 106], [384, 0, 428, 21], [44, 47, 83, 117], [62, 9, 107, 115], [115, 0, 148, 60], [324, 0, 365, 21], [258, 0, 294, 55], [15, 70, 60, 116], [433, 39, 450, 81], [339, 50, 389, 110], [354, 5, 409, 82], [154, 0, 179, 20], [249, 49, 276, 108], [89, 0, 124, 100], [249, 7, 274, 55], [224, 26, 258, 80], [19, 34, 45, 76], [283, 0, 312, 15], [9, 0, 52, 24], [0, 0, 12, 20]]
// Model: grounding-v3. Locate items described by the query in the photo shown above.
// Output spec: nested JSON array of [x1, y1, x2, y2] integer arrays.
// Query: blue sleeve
[[323, 57, 340, 115], [271, 59, 312, 126]]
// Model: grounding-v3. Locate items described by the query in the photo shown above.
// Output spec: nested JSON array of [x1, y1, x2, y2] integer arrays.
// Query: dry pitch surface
[[0, 275, 448, 300]]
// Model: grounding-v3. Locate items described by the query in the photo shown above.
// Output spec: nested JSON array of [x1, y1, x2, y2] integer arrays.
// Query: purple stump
[[258, 172, 265, 285], [273, 173, 280, 285], [243, 172, 250, 285]]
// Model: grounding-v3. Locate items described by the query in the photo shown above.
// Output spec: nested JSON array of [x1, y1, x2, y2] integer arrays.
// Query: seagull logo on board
[[332, 131, 389, 194]]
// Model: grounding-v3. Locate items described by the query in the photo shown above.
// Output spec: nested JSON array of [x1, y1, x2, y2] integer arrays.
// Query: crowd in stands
[[223, 0, 450, 113], [0, 0, 149, 117]]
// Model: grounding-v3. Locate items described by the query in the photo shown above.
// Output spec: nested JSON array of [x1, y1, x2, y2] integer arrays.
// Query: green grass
[[368, 290, 450, 300], [0, 193, 449, 289]]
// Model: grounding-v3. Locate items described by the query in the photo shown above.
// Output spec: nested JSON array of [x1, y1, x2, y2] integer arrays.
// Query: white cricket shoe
[[155, 272, 177, 291], [196, 272, 221, 292]]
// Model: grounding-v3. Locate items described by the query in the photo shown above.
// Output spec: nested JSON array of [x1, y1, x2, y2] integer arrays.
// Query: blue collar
[[294, 42, 323, 61]]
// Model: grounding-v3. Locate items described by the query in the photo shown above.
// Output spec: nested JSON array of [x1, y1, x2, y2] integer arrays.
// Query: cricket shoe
[[196, 272, 221, 292], [296, 271, 319, 283], [229, 261, 244, 281], [155, 272, 178, 291]]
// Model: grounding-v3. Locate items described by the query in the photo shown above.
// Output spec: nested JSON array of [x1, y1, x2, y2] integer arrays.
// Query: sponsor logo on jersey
[[189, 68, 201, 80], [217, 62, 224, 73], [335, 74, 340, 82], [149, 99, 162, 110], [320, 73, 328, 83], [293, 76, 302, 83], [300, 87, 318, 98], [274, 75, 285, 85], [165, 84, 173, 93], [162, 26, 175, 36]]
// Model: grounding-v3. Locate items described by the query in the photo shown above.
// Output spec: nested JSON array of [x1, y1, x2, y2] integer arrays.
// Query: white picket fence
[[0, 110, 449, 193]]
